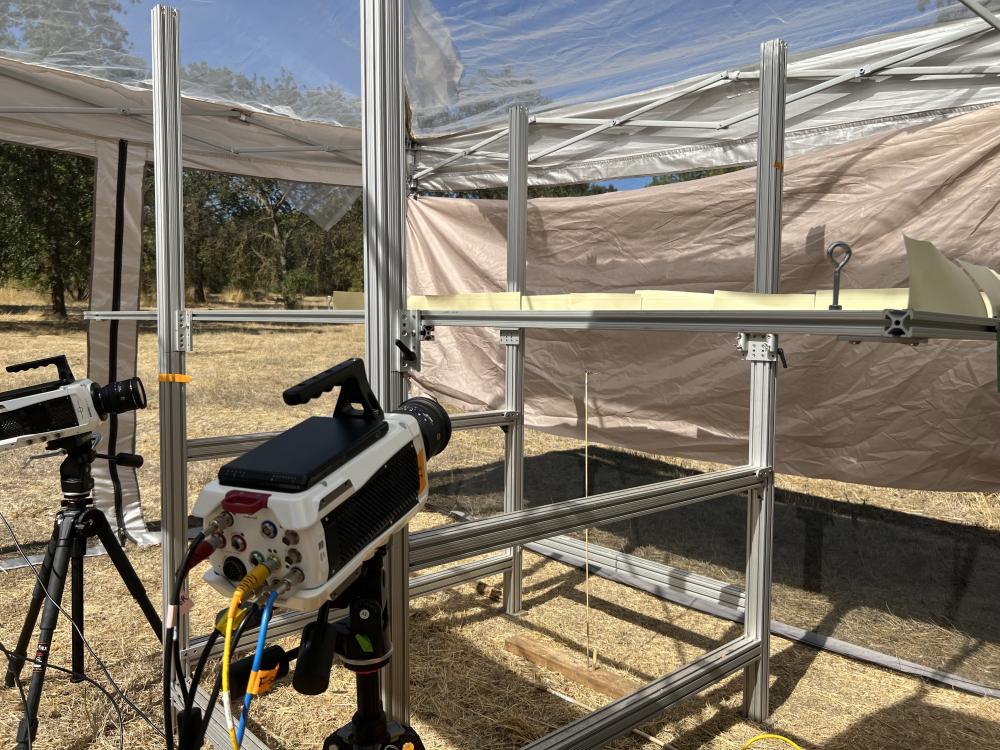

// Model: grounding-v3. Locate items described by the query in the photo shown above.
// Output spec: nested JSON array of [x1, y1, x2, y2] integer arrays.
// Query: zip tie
[[773, 160, 784, 171], [159, 373, 192, 383]]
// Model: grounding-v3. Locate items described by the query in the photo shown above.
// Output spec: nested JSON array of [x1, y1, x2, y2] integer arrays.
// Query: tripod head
[[40, 433, 144, 501]]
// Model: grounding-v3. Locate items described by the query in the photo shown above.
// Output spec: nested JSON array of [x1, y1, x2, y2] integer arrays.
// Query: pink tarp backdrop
[[406, 105, 1000, 491]]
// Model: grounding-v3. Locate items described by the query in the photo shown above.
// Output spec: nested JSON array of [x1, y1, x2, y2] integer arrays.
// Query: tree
[[646, 165, 748, 187], [423, 181, 617, 200], [0, 144, 95, 317]]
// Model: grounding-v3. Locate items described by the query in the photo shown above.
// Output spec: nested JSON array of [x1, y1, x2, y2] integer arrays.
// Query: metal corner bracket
[[736, 332, 778, 362]]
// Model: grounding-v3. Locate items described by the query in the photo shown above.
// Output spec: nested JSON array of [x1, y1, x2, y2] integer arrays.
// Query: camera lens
[[393, 397, 451, 460], [92, 377, 147, 418]]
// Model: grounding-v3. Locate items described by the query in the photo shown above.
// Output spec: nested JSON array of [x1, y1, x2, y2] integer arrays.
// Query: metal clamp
[[499, 329, 522, 346], [174, 309, 193, 352], [736, 333, 787, 368], [396, 310, 422, 372], [826, 241, 853, 310]]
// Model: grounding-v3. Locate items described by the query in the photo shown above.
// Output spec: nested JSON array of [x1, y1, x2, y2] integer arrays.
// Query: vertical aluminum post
[[744, 38, 786, 722], [151, 4, 189, 656], [503, 105, 528, 615], [361, 0, 409, 723]]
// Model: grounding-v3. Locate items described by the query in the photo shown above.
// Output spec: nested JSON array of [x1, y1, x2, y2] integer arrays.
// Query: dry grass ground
[[0, 292, 998, 749]]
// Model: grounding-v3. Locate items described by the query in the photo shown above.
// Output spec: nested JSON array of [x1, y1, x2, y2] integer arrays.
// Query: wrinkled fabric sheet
[[406, 105, 1000, 491]]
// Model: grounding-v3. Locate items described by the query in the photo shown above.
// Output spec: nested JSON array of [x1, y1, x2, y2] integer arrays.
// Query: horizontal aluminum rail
[[534, 536, 746, 610], [85, 308, 365, 324], [186, 431, 280, 461], [409, 554, 513, 598], [524, 635, 760, 750], [186, 410, 514, 462], [410, 466, 764, 570], [418, 308, 998, 341], [451, 410, 518, 430]]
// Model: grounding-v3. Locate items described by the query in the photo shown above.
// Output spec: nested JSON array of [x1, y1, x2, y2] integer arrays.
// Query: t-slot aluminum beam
[[504, 104, 529, 615], [151, 3, 190, 681], [417, 307, 998, 341], [185, 411, 514, 462], [361, 0, 410, 723], [409, 554, 514, 598], [534, 536, 746, 610], [409, 466, 764, 570], [743, 38, 786, 723], [523, 635, 761, 750], [85, 308, 364, 324]]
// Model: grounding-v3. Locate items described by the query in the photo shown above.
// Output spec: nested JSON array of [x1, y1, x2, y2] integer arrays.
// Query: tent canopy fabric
[[0, 55, 362, 186], [406, 104, 1000, 492], [411, 13, 1000, 188]]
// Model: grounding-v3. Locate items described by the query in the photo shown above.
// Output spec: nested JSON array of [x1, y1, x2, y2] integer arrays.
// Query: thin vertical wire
[[584, 370, 593, 667]]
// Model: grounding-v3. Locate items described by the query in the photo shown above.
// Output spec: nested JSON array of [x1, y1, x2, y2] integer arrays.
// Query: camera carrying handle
[[6, 355, 75, 382], [282, 358, 384, 422]]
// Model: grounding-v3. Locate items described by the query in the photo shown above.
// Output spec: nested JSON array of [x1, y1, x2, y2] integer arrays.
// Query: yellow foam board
[[330, 291, 364, 310], [636, 290, 715, 310], [407, 292, 522, 310], [813, 288, 910, 311], [904, 236, 987, 317], [521, 294, 641, 310], [713, 290, 816, 310]]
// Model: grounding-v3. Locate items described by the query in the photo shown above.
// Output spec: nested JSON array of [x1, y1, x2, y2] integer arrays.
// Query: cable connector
[[206, 511, 234, 534]]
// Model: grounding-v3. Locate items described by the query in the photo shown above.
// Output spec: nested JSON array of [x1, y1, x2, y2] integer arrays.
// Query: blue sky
[[119, 1, 362, 94]]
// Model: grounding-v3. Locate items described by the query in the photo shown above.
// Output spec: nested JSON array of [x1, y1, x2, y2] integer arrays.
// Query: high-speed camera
[[0, 355, 147, 452], [192, 358, 451, 611]]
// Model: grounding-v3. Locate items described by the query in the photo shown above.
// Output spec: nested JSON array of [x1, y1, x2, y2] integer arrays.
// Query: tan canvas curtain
[[406, 104, 1000, 492]]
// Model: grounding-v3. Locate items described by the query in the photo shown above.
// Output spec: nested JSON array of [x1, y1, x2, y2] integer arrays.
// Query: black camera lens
[[91, 377, 147, 418], [393, 397, 451, 460]]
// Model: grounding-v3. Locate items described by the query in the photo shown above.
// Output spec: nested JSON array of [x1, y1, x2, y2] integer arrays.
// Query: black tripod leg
[[4, 521, 58, 688], [86, 509, 163, 639], [15, 514, 73, 750], [70, 534, 86, 682]]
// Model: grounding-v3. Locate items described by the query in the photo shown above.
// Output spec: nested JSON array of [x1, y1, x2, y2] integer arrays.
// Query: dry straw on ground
[[0, 296, 997, 749]]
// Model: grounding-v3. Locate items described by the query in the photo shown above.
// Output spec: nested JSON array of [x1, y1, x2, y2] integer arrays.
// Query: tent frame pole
[[361, 0, 410, 724], [743, 38, 786, 722], [503, 104, 529, 615], [150, 1, 189, 680]]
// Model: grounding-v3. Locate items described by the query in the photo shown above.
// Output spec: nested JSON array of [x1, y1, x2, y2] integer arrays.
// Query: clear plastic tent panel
[[405, 0, 980, 136], [0, 0, 362, 126]]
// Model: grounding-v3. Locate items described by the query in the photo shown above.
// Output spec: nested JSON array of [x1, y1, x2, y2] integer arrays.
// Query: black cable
[[0, 641, 125, 750], [183, 629, 220, 716], [200, 602, 259, 737], [163, 532, 206, 750]]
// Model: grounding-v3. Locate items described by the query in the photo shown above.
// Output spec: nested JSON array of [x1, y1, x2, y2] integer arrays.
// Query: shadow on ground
[[427, 445, 1000, 688]]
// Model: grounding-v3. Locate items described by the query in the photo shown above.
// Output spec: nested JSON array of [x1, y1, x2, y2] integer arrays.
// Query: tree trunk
[[48, 244, 67, 318]]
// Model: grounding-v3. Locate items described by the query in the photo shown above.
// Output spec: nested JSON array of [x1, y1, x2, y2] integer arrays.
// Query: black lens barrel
[[393, 397, 451, 460], [92, 377, 147, 418]]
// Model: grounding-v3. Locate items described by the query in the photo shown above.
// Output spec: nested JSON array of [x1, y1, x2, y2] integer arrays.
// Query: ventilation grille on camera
[[0, 397, 78, 441], [321, 443, 420, 573]]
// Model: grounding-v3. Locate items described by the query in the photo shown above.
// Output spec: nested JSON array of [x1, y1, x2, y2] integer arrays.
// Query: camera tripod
[[4, 432, 162, 750], [293, 549, 423, 750]]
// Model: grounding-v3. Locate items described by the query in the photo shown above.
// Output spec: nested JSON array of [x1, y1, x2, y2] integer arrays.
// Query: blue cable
[[236, 590, 279, 747]]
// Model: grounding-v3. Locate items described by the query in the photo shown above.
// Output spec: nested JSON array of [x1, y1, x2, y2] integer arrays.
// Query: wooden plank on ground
[[504, 635, 643, 699]]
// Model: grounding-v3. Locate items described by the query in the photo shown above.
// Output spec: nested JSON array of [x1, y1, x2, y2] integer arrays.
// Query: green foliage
[[0, 143, 95, 316], [141, 168, 363, 308], [423, 181, 617, 200]]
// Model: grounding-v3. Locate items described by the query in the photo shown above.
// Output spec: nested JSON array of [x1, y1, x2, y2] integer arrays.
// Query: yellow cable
[[742, 733, 804, 750], [221, 564, 271, 750]]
